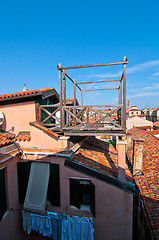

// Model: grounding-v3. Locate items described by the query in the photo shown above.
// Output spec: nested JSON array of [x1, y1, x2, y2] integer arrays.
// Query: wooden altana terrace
[[39, 57, 128, 136]]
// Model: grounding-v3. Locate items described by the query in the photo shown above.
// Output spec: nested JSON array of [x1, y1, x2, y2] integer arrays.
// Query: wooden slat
[[65, 73, 81, 90], [76, 79, 120, 84], [59, 63, 63, 128], [42, 107, 60, 124], [64, 108, 84, 125], [82, 88, 119, 92], [64, 107, 86, 127], [57, 60, 128, 70], [40, 107, 60, 123], [123, 56, 127, 131], [62, 104, 122, 109]]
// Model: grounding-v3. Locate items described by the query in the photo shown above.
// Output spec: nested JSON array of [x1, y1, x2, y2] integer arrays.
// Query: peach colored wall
[[29, 125, 68, 150], [38, 156, 133, 240], [0, 154, 133, 240], [0, 155, 21, 240], [0, 101, 36, 135]]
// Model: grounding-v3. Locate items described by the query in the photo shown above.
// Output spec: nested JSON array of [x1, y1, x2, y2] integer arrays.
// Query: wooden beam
[[42, 107, 60, 124], [76, 79, 120, 84], [63, 70, 66, 106], [64, 108, 84, 125], [123, 56, 127, 131], [81, 88, 83, 106], [40, 107, 60, 123], [65, 73, 81, 90], [57, 60, 128, 70], [62, 104, 122, 108], [82, 88, 119, 92], [64, 107, 86, 127], [73, 79, 76, 117], [59, 63, 63, 128]]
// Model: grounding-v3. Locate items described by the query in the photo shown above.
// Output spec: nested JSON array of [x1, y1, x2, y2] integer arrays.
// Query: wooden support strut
[[123, 56, 127, 132], [59, 63, 63, 128], [76, 79, 120, 84], [82, 88, 119, 92], [57, 60, 128, 70]]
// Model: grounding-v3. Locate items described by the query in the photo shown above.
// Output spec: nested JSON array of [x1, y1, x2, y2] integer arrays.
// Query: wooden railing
[[39, 57, 127, 136]]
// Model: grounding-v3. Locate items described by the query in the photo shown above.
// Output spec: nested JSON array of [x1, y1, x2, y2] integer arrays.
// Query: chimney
[[23, 84, 28, 92], [117, 139, 126, 182], [127, 100, 129, 110], [126, 133, 132, 151], [133, 138, 144, 176]]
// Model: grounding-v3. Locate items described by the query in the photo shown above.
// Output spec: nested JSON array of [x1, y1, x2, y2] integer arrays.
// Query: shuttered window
[[0, 167, 7, 221], [17, 162, 31, 203], [69, 178, 95, 217], [17, 162, 60, 206], [47, 163, 60, 206]]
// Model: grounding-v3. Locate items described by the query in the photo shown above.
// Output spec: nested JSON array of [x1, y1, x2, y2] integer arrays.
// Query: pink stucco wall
[[29, 125, 68, 150], [24, 155, 133, 240], [49, 156, 133, 240], [0, 154, 133, 240], [0, 155, 21, 240], [0, 101, 36, 135]]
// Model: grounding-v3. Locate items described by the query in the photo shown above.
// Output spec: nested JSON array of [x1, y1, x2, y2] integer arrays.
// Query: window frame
[[69, 177, 95, 216]]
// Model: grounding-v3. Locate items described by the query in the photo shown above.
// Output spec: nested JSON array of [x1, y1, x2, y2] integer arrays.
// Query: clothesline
[[22, 210, 94, 240]]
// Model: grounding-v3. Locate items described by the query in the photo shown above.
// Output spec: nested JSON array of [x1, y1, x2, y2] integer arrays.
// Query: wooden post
[[73, 79, 76, 124], [59, 63, 63, 129], [81, 88, 83, 106], [123, 56, 127, 132], [63, 70, 66, 126], [63, 70, 66, 106]]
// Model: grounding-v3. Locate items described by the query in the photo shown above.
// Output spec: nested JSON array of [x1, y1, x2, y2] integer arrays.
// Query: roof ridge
[[0, 87, 54, 98]]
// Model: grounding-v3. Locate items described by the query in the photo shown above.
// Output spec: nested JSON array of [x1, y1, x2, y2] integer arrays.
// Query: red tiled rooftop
[[127, 127, 159, 239], [74, 137, 132, 181], [0, 133, 13, 147], [154, 121, 159, 127], [15, 131, 31, 142], [0, 87, 54, 100], [147, 130, 159, 135]]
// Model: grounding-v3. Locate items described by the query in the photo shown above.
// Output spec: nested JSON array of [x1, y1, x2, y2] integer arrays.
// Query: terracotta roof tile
[[147, 130, 159, 135], [15, 131, 31, 141], [0, 133, 13, 147], [73, 137, 133, 182], [154, 121, 159, 127], [127, 127, 159, 239], [0, 87, 54, 100]]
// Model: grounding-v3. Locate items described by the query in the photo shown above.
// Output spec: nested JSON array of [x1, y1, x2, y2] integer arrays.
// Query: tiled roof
[[73, 137, 133, 182], [30, 122, 59, 140], [127, 128, 159, 239], [66, 98, 79, 105], [0, 133, 13, 147], [154, 121, 159, 127], [66, 98, 74, 104], [0, 87, 54, 100], [147, 130, 159, 135], [15, 131, 31, 141]]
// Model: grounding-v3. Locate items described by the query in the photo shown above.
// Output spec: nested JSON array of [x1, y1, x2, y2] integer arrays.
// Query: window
[[0, 167, 7, 221], [70, 178, 95, 217], [17, 162, 60, 207]]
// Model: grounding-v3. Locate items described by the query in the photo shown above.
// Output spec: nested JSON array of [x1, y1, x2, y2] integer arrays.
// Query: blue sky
[[0, 0, 159, 108]]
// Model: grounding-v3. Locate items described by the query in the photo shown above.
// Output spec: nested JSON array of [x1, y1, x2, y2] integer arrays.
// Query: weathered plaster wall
[[0, 101, 36, 135], [127, 116, 153, 130], [39, 155, 133, 240]]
